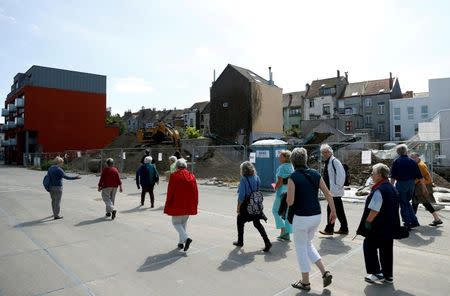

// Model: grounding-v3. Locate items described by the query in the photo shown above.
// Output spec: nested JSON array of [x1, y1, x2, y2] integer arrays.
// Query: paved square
[[0, 166, 449, 295]]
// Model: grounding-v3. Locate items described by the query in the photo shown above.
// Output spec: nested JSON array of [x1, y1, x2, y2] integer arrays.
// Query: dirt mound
[[192, 149, 241, 182], [106, 133, 139, 149]]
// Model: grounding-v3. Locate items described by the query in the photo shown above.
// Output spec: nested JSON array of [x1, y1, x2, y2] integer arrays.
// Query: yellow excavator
[[136, 121, 181, 147]]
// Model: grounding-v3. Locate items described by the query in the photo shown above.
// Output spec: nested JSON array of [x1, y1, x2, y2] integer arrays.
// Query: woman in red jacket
[[164, 158, 198, 252]]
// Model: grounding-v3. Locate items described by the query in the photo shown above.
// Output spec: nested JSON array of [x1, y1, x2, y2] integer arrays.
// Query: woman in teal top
[[272, 150, 294, 241]]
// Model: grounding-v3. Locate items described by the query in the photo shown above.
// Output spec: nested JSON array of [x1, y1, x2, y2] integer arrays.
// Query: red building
[[1, 66, 119, 165]]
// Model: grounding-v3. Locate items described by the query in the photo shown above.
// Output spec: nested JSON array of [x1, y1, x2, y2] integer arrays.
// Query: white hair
[[175, 158, 188, 169], [54, 156, 64, 164], [320, 144, 333, 154], [396, 144, 408, 156], [106, 158, 114, 166], [168, 156, 177, 163], [144, 156, 152, 164]]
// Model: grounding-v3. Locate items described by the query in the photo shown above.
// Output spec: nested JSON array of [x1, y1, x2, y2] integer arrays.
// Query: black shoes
[[54, 216, 63, 220], [233, 241, 243, 247], [334, 229, 349, 235], [429, 220, 443, 226], [111, 210, 117, 220], [177, 243, 184, 249], [184, 238, 192, 251], [105, 212, 111, 217], [263, 241, 272, 252]]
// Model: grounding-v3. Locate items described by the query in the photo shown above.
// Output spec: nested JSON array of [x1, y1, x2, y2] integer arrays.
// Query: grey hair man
[[319, 144, 349, 235], [98, 158, 123, 220], [47, 156, 81, 220], [390, 144, 424, 230]]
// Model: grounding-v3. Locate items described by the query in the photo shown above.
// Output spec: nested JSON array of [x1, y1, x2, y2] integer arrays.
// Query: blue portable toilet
[[250, 139, 288, 190]]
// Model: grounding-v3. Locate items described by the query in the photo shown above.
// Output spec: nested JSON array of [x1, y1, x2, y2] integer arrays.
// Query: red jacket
[[164, 169, 198, 216], [98, 167, 122, 188]]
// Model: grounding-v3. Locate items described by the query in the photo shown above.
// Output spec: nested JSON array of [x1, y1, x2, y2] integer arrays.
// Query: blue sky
[[1, 0, 450, 122]]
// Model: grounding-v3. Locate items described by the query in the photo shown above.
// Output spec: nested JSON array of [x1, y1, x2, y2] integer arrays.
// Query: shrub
[[186, 126, 202, 139]]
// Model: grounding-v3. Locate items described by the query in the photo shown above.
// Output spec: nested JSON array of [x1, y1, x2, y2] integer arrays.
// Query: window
[[338, 100, 344, 108], [421, 105, 428, 119], [345, 107, 353, 115], [378, 103, 385, 115], [394, 107, 400, 120], [365, 113, 372, 125], [364, 98, 372, 107], [290, 108, 301, 116], [309, 100, 314, 108], [292, 124, 299, 129], [394, 125, 401, 138], [378, 123, 385, 133], [189, 118, 194, 126], [320, 87, 335, 96], [323, 104, 331, 115], [407, 106, 414, 119], [345, 121, 352, 132]]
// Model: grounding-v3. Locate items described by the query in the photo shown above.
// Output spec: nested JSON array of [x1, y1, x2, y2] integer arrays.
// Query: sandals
[[291, 280, 311, 291], [277, 233, 291, 242], [323, 271, 333, 287]]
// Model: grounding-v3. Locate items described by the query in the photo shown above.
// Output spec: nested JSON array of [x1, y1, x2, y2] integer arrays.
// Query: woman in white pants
[[287, 148, 337, 291]]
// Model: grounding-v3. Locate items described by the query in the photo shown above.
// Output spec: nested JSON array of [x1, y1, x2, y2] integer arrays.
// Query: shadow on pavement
[[218, 247, 263, 272], [317, 237, 352, 255], [398, 226, 442, 247], [121, 206, 148, 213], [294, 288, 331, 296], [14, 216, 54, 228], [364, 284, 415, 295], [74, 217, 108, 226], [127, 192, 141, 196], [137, 248, 186, 272], [264, 240, 290, 262]]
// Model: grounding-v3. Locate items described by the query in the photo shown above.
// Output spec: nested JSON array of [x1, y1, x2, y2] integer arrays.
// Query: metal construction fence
[[23, 139, 450, 186]]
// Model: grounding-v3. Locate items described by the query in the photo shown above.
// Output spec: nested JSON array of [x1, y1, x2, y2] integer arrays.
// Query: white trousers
[[172, 215, 189, 243], [292, 214, 322, 273]]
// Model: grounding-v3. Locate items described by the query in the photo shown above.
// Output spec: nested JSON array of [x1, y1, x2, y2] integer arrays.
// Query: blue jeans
[[396, 180, 419, 226]]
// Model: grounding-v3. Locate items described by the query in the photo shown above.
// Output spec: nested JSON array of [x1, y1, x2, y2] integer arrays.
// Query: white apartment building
[[390, 77, 450, 140]]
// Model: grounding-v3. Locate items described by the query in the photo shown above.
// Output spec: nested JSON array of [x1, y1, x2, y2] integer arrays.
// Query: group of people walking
[[45, 142, 444, 291]]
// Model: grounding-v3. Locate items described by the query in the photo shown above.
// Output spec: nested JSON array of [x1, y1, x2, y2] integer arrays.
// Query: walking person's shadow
[[218, 247, 261, 272], [74, 217, 108, 226], [137, 248, 186, 272], [317, 237, 352, 256], [14, 215, 54, 228], [364, 284, 415, 295], [264, 240, 291, 262]]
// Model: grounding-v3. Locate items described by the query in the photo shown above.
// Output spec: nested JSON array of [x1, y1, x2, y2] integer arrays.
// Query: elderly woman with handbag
[[287, 148, 336, 291]]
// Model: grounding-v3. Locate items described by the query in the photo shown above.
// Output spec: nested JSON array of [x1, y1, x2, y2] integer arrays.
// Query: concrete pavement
[[0, 166, 449, 296]]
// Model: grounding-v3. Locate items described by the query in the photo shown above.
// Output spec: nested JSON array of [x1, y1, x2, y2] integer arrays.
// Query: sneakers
[[111, 210, 117, 220], [383, 277, 394, 284], [364, 273, 384, 283], [429, 220, 443, 226]]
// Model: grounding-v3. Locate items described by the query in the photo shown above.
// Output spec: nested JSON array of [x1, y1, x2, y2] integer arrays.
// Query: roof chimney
[[212, 69, 216, 85], [305, 83, 310, 92], [389, 72, 393, 90], [268, 67, 274, 86], [337, 70, 340, 78], [345, 71, 348, 81]]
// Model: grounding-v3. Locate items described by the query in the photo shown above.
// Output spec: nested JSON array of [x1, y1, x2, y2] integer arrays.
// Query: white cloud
[[114, 77, 154, 94], [0, 8, 16, 23], [30, 24, 40, 34]]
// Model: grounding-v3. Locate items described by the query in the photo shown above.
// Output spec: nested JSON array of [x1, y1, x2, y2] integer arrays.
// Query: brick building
[[1, 65, 119, 165]]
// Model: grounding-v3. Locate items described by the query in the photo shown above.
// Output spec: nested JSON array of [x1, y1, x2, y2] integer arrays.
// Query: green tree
[[106, 114, 126, 134], [185, 126, 202, 139]]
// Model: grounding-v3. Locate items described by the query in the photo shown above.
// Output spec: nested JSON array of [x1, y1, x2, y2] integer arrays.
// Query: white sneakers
[[364, 273, 384, 283]]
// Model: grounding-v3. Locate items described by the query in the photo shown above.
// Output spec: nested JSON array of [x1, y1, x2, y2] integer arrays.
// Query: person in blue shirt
[[272, 150, 294, 241], [233, 161, 271, 252], [47, 156, 81, 220], [136, 156, 159, 207], [390, 144, 425, 230]]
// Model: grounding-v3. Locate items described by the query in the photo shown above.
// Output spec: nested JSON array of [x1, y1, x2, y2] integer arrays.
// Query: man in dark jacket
[[357, 163, 400, 285], [136, 156, 159, 207]]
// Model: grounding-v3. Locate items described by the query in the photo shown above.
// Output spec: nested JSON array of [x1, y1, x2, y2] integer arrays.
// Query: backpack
[[43, 174, 51, 192], [244, 177, 264, 215], [331, 159, 351, 186]]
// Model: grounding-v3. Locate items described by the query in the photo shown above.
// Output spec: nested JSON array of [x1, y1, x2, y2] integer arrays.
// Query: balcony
[[15, 117, 24, 126], [6, 121, 16, 129], [8, 103, 16, 112], [15, 98, 25, 108], [1, 108, 8, 116]]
